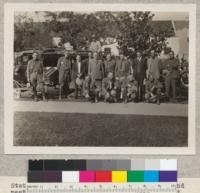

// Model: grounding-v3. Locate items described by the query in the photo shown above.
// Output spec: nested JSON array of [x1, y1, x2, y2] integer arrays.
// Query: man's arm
[[145, 82, 151, 94], [102, 78, 107, 94], [27, 61, 31, 82], [131, 60, 136, 77], [88, 59, 91, 75], [69, 60, 72, 80], [83, 60, 87, 76], [156, 81, 163, 89], [143, 58, 147, 79], [146, 59, 150, 78], [127, 60, 132, 75], [101, 61, 105, 78], [158, 59, 163, 71], [172, 59, 179, 69], [97, 41, 102, 53], [57, 58, 61, 71], [40, 61, 44, 81], [115, 61, 118, 76]]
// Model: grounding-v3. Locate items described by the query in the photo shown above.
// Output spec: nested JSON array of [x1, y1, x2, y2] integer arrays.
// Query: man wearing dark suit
[[163, 51, 180, 101], [132, 50, 147, 101], [57, 51, 72, 100], [72, 54, 86, 98]]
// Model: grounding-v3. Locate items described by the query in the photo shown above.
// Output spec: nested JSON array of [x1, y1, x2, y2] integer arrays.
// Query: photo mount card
[[4, 3, 196, 154]]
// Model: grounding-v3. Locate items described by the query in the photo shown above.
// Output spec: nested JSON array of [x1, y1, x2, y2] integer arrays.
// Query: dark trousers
[[91, 79, 102, 101], [63, 81, 70, 96], [59, 70, 70, 96], [165, 76, 177, 99], [136, 77, 144, 101]]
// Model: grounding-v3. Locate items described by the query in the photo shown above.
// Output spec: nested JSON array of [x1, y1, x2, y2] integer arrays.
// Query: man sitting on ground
[[102, 72, 117, 103], [121, 75, 138, 103], [82, 75, 95, 102], [145, 74, 162, 105]]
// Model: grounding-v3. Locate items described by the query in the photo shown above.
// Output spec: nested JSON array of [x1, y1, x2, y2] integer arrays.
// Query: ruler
[[26, 183, 178, 193]]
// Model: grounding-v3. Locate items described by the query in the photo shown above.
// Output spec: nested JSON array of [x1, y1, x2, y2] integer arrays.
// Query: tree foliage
[[14, 11, 174, 55]]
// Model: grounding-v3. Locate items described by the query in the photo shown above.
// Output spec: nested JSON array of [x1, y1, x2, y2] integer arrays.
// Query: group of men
[[26, 48, 185, 104]]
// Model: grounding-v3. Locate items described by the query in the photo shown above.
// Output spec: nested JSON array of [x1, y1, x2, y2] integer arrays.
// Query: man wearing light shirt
[[146, 50, 162, 80], [72, 54, 86, 98]]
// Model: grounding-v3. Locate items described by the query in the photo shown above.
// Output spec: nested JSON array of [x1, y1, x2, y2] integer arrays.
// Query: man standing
[[72, 54, 86, 98], [115, 51, 131, 79], [163, 51, 179, 101], [88, 52, 104, 102], [132, 50, 147, 102], [104, 53, 116, 77], [27, 52, 46, 102], [57, 51, 71, 100], [146, 50, 162, 80], [115, 51, 131, 101]]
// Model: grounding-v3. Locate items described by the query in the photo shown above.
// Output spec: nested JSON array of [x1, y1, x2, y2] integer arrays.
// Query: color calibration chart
[[28, 159, 177, 183], [26, 159, 178, 193]]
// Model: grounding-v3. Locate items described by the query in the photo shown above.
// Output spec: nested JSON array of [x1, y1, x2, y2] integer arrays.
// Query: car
[[14, 48, 91, 87]]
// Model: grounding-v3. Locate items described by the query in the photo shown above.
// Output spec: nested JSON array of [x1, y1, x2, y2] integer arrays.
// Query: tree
[[14, 13, 51, 51], [14, 11, 173, 53], [14, 14, 36, 51], [116, 12, 173, 57]]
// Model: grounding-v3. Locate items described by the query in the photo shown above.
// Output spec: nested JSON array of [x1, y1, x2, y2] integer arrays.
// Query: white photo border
[[4, 3, 196, 154]]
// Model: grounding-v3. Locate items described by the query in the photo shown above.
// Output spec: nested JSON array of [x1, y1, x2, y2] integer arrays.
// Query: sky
[[15, 11, 189, 22]]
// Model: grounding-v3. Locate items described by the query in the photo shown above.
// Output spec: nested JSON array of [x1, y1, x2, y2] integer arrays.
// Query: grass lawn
[[14, 112, 188, 147]]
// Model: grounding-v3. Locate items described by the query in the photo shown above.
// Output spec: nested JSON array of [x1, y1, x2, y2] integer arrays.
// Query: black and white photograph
[[4, 4, 196, 154]]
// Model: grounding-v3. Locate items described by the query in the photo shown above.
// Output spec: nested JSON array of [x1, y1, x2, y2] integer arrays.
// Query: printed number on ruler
[[25, 183, 178, 193]]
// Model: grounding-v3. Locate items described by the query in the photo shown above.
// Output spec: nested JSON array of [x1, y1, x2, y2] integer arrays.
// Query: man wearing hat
[[27, 52, 46, 101], [57, 51, 72, 100]]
